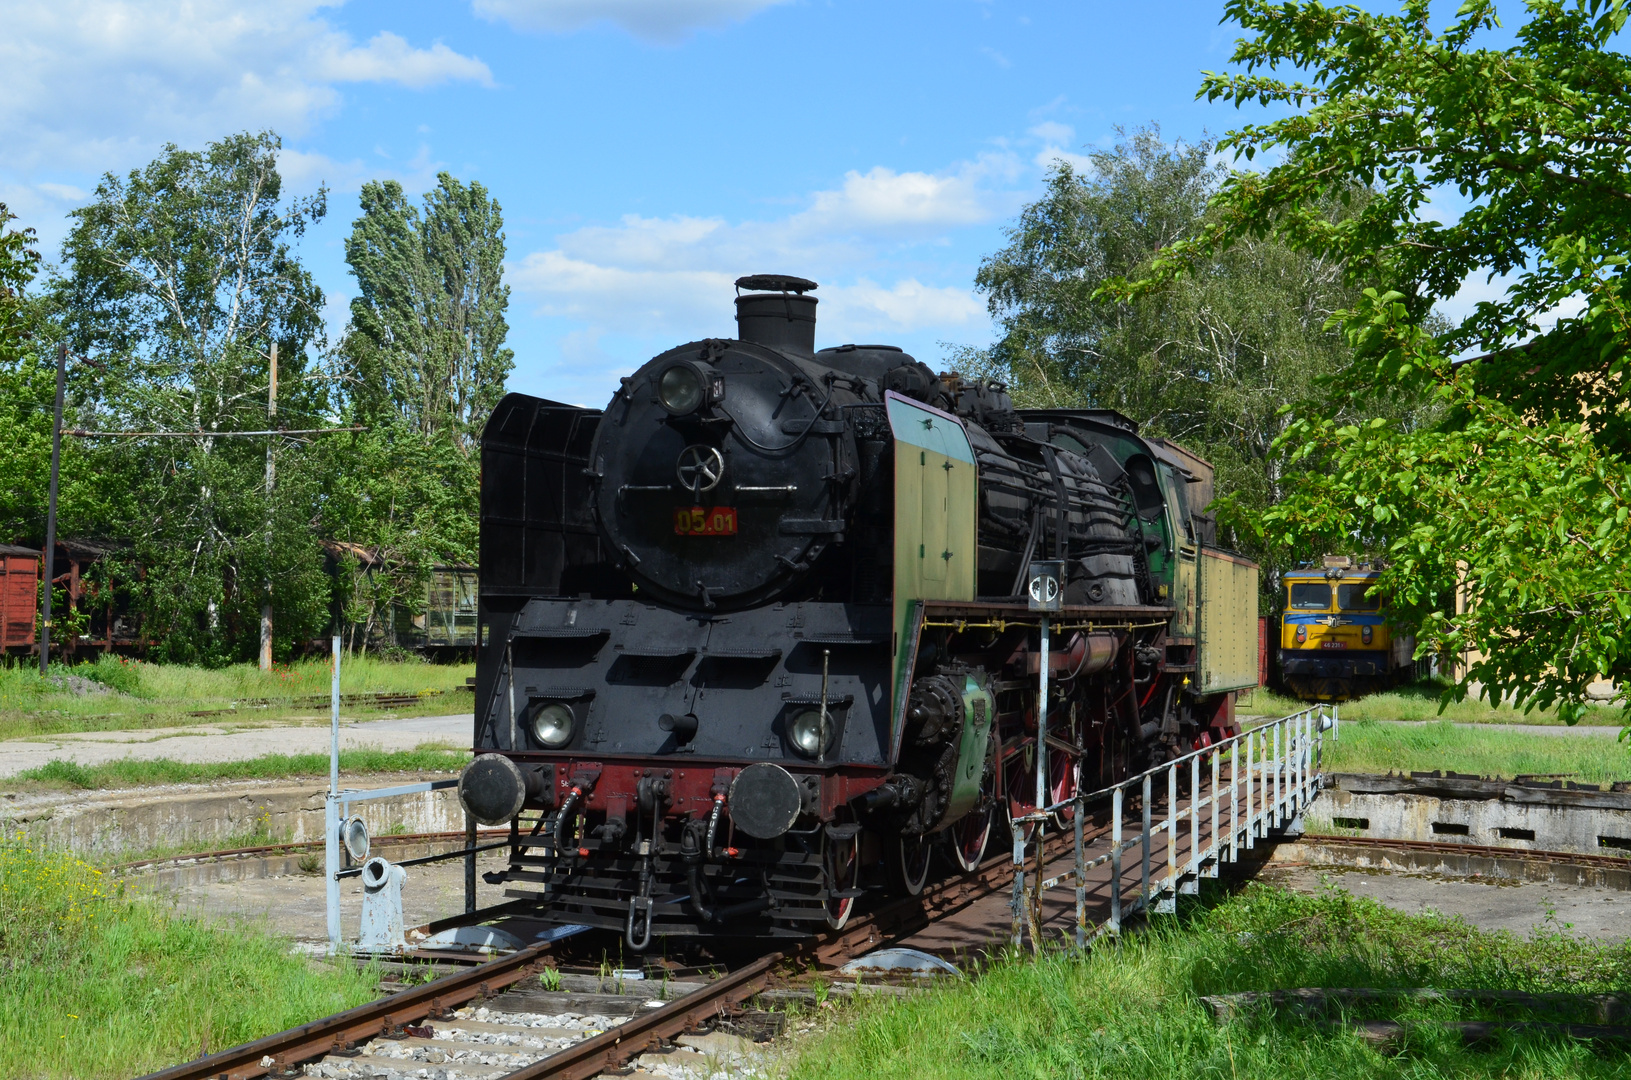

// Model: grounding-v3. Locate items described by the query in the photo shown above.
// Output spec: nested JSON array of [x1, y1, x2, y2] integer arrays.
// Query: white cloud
[[319, 31, 493, 89], [805, 166, 993, 230], [0, 2, 491, 173], [509, 157, 1007, 395], [1025, 118, 1095, 175], [1034, 146, 1095, 174], [472, 0, 786, 43], [1028, 121, 1074, 145], [36, 182, 88, 203], [821, 280, 985, 337]]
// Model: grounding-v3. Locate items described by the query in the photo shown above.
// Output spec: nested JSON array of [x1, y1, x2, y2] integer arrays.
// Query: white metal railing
[[1008, 702, 1338, 950]]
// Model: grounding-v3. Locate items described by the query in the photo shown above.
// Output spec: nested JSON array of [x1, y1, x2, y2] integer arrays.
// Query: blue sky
[[4, 1, 1260, 406]]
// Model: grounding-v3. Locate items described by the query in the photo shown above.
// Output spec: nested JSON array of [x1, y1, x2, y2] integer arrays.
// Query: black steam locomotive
[[458, 275, 1260, 947]]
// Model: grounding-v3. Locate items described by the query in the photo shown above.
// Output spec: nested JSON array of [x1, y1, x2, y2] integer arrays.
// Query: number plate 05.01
[[674, 507, 737, 536]]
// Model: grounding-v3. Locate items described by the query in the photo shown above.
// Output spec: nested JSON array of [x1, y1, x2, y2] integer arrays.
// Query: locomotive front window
[[1288, 582, 1331, 609], [1337, 583, 1381, 611]]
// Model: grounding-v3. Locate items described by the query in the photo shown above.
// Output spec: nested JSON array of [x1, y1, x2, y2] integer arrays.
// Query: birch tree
[[53, 132, 331, 662]]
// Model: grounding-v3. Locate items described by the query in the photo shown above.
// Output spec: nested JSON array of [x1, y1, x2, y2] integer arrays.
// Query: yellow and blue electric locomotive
[[1279, 556, 1414, 701]]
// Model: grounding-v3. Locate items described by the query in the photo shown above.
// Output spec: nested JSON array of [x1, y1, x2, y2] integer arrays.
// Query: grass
[[0, 653, 473, 741], [1240, 678, 1626, 727], [9, 742, 468, 792], [0, 835, 383, 1078], [1319, 718, 1631, 783], [783, 881, 1631, 1080]]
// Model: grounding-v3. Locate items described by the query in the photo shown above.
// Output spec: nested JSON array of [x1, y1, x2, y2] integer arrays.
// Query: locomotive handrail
[[921, 617, 1170, 633], [1008, 701, 1338, 951]]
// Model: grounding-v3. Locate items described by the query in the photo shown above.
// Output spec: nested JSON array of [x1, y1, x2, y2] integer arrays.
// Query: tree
[[0, 202, 40, 363], [343, 173, 514, 446], [1135, 0, 1631, 720], [971, 128, 1429, 601], [52, 131, 332, 663], [0, 204, 61, 547], [320, 173, 513, 644]]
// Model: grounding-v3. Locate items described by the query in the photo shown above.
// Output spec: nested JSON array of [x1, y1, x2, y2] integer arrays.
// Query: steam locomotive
[[457, 275, 1260, 947]]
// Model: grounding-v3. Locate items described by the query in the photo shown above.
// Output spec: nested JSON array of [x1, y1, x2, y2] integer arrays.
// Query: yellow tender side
[[1197, 549, 1260, 694]]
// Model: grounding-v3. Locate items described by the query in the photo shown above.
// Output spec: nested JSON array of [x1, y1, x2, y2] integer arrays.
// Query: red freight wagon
[[0, 545, 38, 653]]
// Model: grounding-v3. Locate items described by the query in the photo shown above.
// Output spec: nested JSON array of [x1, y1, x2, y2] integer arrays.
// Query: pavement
[[0, 713, 475, 780], [1263, 863, 1631, 941], [158, 846, 514, 945]]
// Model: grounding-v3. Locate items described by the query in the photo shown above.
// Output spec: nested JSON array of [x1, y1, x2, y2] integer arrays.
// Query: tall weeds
[[787, 883, 1631, 1079], [0, 835, 380, 1078]]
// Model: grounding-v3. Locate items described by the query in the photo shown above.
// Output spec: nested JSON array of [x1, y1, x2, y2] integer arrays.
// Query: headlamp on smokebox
[[657, 361, 723, 416]]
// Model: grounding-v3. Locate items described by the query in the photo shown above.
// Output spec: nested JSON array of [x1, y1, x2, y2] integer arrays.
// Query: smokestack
[[734, 274, 817, 356]]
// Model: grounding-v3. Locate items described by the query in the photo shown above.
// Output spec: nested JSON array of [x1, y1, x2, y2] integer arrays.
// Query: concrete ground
[[0, 713, 475, 779], [147, 847, 518, 945], [1263, 863, 1631, 941]]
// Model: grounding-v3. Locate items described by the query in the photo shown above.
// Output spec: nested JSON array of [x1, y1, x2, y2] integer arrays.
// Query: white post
[[1190, 753, 1200, 876], [326, 634, 341, 950], [1246, 728, 1257, 845], [1230, 738, 1239, 860], [1166, 762, 1177, 893], [325, 791, 341, 949], [1036, 616, 1049, 818], [1265, 724, 1278, 832], [331, 635, 341, 794], [1210, 748, 1219, 864], [1140, 773, 1152, 906], [1110, 785, 1123, 933]]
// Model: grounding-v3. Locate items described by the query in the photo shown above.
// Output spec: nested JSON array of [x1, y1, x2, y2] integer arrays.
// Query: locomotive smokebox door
[[1027, 560, 1064, 613]]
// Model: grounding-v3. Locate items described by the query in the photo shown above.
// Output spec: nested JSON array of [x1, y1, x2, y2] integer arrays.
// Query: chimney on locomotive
[[734, 274, 818, 356]]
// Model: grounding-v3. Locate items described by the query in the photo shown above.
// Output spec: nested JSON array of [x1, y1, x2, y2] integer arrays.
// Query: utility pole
[[40, 343, 66, 676], [260, 343, 277, 671]]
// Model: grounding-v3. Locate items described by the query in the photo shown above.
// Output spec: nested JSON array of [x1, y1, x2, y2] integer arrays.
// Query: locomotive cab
[[1278, 555, 1414, 700]]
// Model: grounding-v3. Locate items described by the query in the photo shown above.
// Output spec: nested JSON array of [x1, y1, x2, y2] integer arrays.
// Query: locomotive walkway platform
[[902, 704, 1338, 960]]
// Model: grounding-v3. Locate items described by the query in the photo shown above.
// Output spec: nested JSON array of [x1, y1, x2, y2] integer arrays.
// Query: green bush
[[80, 653, 144, 695]]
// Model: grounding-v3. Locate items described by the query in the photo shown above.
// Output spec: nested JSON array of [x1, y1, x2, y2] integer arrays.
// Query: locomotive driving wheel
[[1004, 741, 1038, 842], [823, 830, 859, 930], [889, 834, 933, 896], [1049, 743, 1079, 832]]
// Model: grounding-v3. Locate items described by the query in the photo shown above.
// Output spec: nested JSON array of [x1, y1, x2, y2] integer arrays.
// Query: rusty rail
[[136, 813, 1076, 1080], [135, 942, 555, 1080], [498, 951, 787, 1080]]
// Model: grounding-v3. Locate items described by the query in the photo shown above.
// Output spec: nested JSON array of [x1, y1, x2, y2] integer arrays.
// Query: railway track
[[128, 819, 1631, 1078], [137, 826, 1094, 1080], [1284, 834, 1631, 875]]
